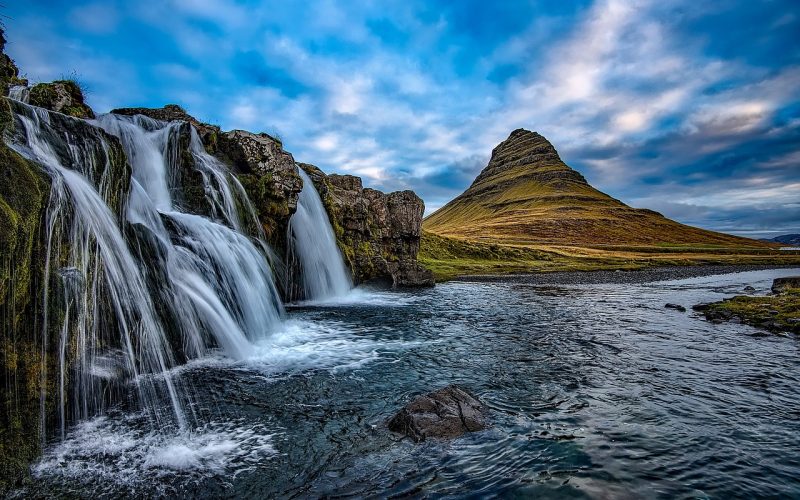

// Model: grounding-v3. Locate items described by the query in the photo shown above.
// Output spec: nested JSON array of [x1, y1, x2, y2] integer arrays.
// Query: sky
[[5, 0, 799, 237]]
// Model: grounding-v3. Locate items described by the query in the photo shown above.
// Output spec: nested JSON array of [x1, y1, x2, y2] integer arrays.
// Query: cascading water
[[4, 97, 286, 440], [287, 169, 352, 300], [7, 101, 186, 437], [8, 84, 29, 103]]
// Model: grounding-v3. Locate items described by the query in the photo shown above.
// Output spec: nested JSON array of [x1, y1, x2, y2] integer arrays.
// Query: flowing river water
[[15, 267, 800, 498]]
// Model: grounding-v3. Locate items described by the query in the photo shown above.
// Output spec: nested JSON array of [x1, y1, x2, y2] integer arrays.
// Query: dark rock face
[[388, 386, 488, 441], [665, 303, 687, 312], [0, 30, 26, 96], [0, 94, 134, 491], [300, 164, 434, 287], [772, 277, 800, 294], [29, 80, 95, 119], [216, 130, 303, 243]]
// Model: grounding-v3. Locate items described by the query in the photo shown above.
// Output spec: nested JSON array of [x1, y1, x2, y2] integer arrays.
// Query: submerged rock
[[743, 285, 756, 293], [772, 277, 800, 294], [665, 303, 686, 312], [388, 385, 488, 441]]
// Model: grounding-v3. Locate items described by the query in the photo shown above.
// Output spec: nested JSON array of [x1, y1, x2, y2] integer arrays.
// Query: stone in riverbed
[[772, 277, 800, 294], [388, 385, 488, 442], [665, 303, 686, 312]]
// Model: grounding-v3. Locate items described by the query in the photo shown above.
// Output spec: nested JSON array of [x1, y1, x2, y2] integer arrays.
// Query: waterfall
[[288, 169, 352, 300], [8, 102, 186, 437], [8, 84, 29, 103], [4, 99, 285, 438]]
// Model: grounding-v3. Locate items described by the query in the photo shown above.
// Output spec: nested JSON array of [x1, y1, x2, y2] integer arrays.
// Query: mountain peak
[[472, 128, 578, 188], [425, 130, 764, 248]]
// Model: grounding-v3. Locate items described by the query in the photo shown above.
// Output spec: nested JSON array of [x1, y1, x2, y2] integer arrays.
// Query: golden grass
[[419, 231, 800, 282]]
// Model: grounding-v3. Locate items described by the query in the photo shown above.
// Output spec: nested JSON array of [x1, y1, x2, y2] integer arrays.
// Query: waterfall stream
[[288, 169, 353, 300], [4, 99, 287, 437]]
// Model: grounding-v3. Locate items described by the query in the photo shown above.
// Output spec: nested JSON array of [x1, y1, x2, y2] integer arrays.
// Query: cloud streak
[[6, 0, 799, 236]]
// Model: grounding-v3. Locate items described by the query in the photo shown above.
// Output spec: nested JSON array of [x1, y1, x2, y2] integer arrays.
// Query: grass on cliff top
[[419, 231, 800, 282], [702, 288, 800, 334]]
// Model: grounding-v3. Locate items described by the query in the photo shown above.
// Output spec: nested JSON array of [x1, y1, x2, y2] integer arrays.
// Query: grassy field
[[419, 231, 800, 282]]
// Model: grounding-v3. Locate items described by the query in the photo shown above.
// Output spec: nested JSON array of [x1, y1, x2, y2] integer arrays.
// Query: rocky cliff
[[0, 33, 51, 490], [110, 105, 432, 288], [300, 163, 434, 287]]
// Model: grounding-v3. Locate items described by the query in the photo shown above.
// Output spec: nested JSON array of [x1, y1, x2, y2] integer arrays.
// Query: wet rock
[[112, 104, 220, 149], [388, 385, 488, 442], [772, 277, 800, 294], [29, 80, 94, 118], [110, 106, 303, 246], [665, 303, 686, 312], [743, 285, 756, 293]]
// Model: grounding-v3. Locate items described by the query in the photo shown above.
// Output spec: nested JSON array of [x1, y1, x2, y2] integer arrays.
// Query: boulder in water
[[772, 277, 800, 294], [665, 303, 686, 312], [388, 385, 488, 441]]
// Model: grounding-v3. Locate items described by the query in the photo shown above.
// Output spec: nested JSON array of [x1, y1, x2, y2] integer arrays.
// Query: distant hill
[[424, 129, 768, 248], [762, 234, 800, 246]]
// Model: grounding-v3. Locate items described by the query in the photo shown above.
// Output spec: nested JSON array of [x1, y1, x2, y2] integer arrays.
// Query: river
[[18, 267, 800, 498]]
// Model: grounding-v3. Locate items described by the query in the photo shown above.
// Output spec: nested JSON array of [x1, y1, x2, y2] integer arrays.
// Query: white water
[[288, 169, 352, 300], [8, 104, 186, 436], [8, 85, 29, 103], [4, 100, 287, 436]]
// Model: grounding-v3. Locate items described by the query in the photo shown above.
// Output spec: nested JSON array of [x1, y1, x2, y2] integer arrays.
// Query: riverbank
[[453, 264, 800, 285], [419, 231, 800, 282], [694, 281, 800, 335]]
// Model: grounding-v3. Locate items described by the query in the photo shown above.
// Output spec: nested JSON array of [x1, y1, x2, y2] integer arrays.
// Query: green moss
[[702, 288, 800, 334], [0, 123, 50, 492], [29, 80, 94, 119]]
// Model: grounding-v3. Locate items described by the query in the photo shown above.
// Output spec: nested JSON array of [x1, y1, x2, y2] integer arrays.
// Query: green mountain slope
[[424, 129, 767, 248]]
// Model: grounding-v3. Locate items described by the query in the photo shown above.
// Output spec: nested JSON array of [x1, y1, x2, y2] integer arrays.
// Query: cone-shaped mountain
[[424, 129, 765, 247]]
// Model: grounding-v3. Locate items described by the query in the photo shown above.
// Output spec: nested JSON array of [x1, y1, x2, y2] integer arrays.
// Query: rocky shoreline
[[453, 264, 800, 285]]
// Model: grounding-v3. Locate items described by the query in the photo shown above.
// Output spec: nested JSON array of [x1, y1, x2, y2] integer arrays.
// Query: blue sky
[[6, 0, 800, 237]]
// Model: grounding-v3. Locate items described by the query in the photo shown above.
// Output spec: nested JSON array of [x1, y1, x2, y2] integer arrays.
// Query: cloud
[[4, 0, 799, 235]]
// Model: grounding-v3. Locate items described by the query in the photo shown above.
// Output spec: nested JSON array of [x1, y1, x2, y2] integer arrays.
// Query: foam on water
[[31, 414, 277, 488], [291, 287, 422, 307]]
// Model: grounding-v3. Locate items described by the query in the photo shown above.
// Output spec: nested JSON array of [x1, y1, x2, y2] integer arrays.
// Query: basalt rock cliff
[[110, 105, 432, 286]]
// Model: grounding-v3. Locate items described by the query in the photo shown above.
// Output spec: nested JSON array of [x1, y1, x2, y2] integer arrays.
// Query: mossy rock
[[0, 127, 50, 492], [29, 80, 94, 119]]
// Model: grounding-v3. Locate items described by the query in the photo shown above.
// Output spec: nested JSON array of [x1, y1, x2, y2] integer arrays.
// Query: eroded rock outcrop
[[216, 130, 303, 242], [300, 163, 434, 287], [111, 106, 304, 245], [29, 80, 95, 119], [772, 277, 800, 294], [388, 385, 488, 441], [105, 105, 432, 287]]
